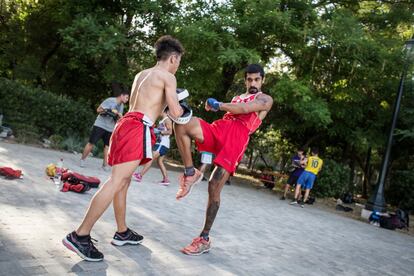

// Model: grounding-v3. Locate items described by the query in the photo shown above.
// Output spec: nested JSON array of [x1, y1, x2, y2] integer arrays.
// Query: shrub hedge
[[0, 78, 94, 139], [312, 159, 351, 198], [386, 170, 414, 211]]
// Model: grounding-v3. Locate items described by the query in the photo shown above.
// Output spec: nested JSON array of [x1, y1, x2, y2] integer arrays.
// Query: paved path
[[0, 141, 413, 275]]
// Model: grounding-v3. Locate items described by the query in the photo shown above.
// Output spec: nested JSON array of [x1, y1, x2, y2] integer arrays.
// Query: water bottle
[[54, 158, 64, 186]]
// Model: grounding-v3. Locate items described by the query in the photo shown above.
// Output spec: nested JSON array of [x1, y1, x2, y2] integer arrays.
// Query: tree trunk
[[362, 147, 372, 198], [39, 39, 62, 88], [349, 148, 355, 193], [342, 142, 349, 161], [218, 62, 247, 100], [260, 153, 270, 169], [251, 153, 259, 172], [248, 150, 254, 169]]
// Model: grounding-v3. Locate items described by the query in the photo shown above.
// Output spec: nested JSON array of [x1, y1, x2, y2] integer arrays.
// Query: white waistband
[[142, 115, 154, 126]]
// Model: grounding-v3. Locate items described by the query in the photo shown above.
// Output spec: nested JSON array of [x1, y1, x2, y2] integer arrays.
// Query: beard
[[248, 86, 259, 94]]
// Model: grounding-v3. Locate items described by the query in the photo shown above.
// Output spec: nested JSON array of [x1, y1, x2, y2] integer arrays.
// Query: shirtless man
[[62, 35, 184, 262], [174, 64, 273, 255]]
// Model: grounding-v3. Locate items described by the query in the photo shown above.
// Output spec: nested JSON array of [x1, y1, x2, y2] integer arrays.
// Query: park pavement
[[0, 141, 413, 276]]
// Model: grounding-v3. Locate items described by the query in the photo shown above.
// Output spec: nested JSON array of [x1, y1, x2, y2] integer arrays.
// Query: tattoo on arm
[[256, 94, 272, 108]]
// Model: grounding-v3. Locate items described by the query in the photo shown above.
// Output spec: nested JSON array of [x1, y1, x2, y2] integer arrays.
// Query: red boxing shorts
[[108, 112, 155, 166], [195, 118, 251, 174]]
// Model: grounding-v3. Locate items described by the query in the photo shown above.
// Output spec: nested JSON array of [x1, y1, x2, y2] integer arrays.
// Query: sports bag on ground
[[61, 172, 100, 188]]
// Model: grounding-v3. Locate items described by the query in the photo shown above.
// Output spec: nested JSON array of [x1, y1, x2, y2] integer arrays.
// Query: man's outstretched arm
[[206, 93, 273, 114]]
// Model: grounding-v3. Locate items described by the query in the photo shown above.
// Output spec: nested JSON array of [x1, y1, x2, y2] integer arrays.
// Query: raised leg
[[174, 117, 204, 168]]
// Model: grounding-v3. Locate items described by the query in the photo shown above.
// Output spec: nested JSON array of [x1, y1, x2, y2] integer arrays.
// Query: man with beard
[[173, 64, 273, 255]]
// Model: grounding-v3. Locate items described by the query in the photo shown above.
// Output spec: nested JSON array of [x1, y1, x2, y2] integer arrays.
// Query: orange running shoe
[[181, 237, 211, 256], [176, 169, 203, 200]]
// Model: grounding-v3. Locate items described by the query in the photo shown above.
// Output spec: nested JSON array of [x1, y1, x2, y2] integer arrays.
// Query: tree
[[1, 0, 413, 201]]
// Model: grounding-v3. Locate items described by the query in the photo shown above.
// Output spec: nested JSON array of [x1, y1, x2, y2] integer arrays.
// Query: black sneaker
[[111, 228, 144, 246], [62, 231, 104, 262], [299, 200, 305, 208], [202, 176, 208, 182], [280, 196, 286, 200]]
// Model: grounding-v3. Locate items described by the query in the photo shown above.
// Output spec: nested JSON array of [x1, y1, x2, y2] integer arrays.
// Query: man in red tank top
[[174, 64, 273, 255]]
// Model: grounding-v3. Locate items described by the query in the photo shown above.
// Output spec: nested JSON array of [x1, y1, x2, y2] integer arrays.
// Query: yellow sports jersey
[[305, 156, 323, 175]]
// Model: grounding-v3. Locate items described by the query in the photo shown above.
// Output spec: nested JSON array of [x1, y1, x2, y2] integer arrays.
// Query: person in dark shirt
[[280, 148, 306, 200]]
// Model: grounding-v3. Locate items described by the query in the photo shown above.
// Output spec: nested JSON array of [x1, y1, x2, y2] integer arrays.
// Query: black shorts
[[89, 126, 112, 146], [287, 172, 301, 185]]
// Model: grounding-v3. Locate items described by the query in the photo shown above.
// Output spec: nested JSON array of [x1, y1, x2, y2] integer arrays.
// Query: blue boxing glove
[[206, 98, 222, 112]]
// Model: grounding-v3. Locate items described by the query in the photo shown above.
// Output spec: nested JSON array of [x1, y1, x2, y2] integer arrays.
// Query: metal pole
[[366, 40, 414, 212]]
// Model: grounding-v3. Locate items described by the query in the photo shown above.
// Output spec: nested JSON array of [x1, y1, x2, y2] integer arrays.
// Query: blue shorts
[[153, 144, 169, 157], [297, 171, 316, 190]]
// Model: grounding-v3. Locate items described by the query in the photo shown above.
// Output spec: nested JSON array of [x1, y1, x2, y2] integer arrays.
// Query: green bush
[[49, 134, 64, 149], [61, 136, 87, 153], [386, 170, 414, 211], [0, 78, 95, 139], [13, 123, 41, 144], [312, 159, 351, 198], [92, 140, 105, 159]]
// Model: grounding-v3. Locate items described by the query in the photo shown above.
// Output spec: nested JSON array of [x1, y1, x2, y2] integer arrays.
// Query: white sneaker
[[80, 159, 86, 168]]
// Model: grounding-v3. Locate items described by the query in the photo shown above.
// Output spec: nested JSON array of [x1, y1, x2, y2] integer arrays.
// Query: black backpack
[[341, 192, 353, 204], [379, 215, 397, 230], [379, 209, 409, 230], [395, 209, 409, 229]]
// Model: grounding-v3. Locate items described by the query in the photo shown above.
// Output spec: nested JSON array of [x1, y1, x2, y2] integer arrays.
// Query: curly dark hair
[[154, 35, 184, 61]]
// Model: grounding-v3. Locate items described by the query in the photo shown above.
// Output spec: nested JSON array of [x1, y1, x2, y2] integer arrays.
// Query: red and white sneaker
[[176, 169, 203, 200], [159, 179, 170, 186], [133, 173, 142, 182], [181, 237, 211, 256]]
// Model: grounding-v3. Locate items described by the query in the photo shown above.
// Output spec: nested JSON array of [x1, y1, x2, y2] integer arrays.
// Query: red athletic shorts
[[195, 118, 250, 174], [108, 112, 155, 166]]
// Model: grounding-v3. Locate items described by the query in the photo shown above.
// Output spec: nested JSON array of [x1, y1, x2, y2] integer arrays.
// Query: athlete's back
[[305, 155, 323, 175], [129, 68, 177, 123]]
